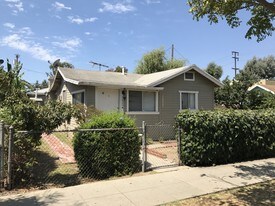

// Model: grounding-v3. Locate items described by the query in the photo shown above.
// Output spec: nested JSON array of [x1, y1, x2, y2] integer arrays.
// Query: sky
[[0, 0, 274, 84]]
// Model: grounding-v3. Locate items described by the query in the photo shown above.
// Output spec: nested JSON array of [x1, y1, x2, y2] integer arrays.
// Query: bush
[[0, 101, 79, 184], [0, 59, 79, 186], [73, 112, 141, 179], [176, 110, 275, 166]]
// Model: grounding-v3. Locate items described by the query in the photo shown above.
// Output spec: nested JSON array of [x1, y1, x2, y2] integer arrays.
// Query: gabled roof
[[27, 88, 49, 96], [248, 84, 275, 94], [134, 65, 223, 87], [49, 64, 222, 92]]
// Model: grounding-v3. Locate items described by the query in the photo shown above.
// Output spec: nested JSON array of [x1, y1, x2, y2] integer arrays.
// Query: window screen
[[181, 92, 196, 109], [143, 92, 155, 111], [129, 91, 142, 111], [185, 72, 194, 80], [72, 92, 84, 104]]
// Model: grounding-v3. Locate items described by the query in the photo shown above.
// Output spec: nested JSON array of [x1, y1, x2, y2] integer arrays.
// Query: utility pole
[[89, 61, 109, 71], [171, 44, 174, 61], [232, 51, 239, 78]]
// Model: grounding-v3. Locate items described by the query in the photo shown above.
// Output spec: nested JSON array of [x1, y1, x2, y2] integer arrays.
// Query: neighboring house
[[248, 79, 275, 95], [49, 65, 222, 127], [27, 88, 49, 105]]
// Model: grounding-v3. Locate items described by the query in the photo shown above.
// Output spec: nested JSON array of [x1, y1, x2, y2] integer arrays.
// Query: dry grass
[[163, 180, 275, 206], [52, 132, 74, 148]]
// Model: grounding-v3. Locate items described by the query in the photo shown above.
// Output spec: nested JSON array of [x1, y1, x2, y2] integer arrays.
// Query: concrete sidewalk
[[0, 158, 274, 206]]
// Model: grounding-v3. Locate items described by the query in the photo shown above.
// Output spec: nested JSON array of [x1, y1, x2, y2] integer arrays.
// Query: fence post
[[177, 125, 182, 166], [0, 121, 4, 186], [142, 121, 147, 172], [7, 126, 14, 190]]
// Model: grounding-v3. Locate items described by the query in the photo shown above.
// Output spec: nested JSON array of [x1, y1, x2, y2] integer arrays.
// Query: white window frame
[[71, 89, 86, 105], [126, 90, 159, 115], [184, 72, 195, 81], [179, 91, 199, 110]]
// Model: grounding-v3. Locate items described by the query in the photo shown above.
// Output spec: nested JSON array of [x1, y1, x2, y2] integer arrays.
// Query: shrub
[[0, 101, 79, 184], [0, 58, 79, 186], [176, 110, 275, 166], [73, 112, 141, 179]]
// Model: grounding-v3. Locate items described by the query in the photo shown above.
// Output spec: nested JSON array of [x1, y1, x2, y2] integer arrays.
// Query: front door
[[95, 88, 120, 112]]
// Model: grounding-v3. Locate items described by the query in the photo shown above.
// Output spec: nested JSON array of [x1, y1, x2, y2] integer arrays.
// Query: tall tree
[[106, 66, 128, 73], [188, 0, 275, 42], [243, 55, 275, 79], [215, 70, 260, 109], [135, 48, 186, 74], [47, 60, 74, 77], [33, 79, 48, 89], [205, 62, 223, 80]]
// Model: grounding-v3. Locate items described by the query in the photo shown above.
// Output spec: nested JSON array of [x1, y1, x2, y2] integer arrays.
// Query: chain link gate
[[141, 121, 181, 171]]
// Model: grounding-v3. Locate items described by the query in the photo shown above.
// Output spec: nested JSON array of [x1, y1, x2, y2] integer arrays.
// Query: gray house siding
[[128, 70, 215, 127], [128, 114, 160, 127], [65, 83, 96, 106], [158, 70, 215, 125]]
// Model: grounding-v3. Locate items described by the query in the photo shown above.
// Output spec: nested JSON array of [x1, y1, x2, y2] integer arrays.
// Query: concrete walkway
[[0, 158, 274, 206]]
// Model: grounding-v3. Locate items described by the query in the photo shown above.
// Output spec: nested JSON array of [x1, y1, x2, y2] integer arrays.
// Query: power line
[[22, 68, 45, 74]]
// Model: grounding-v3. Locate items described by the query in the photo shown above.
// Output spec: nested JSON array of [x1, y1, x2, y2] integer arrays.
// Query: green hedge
[[73, 112, 141, 179], [176, 110, 275, 166]]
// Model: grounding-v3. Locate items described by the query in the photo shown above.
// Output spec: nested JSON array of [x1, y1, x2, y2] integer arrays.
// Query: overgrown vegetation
[[176, 110, 275, 166], [215, 55, 275, 109], [73, 112, 141, 179], [0, 57, 78, 186]]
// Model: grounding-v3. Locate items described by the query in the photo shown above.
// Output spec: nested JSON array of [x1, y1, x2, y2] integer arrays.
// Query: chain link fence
[[0, 122, 180, 191], [0, 123, 9, 190], [145, 124, 180, 170]]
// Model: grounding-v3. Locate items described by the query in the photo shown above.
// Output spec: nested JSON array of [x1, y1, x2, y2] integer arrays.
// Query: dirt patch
[[147, 141, 178, 162], [163, 180, 275, 206]]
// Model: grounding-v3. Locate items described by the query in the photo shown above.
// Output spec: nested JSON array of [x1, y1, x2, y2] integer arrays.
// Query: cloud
[[99, 2, 136, 13], [3, 23, 15, 29], [5, 0, 24, 14], [52, 37, 82, 51], [19, 27, 33, 35], [145, 0, 160, 4], [0, 34, 60, 62], [68, 16, 98, 24], [3, 23, 34, 36], [52, 1, 71, 11]]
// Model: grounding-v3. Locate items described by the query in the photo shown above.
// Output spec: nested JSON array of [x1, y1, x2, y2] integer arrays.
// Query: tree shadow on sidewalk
[[233, 161, 275, 180], [0, 192, 64, 206]]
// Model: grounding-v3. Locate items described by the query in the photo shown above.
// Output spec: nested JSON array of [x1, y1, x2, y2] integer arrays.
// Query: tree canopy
[[188, 0, 275, 42], [243, 55, 275, 79], [47, 60, 74, 77], [106, 66, 128, 73], [205, 62, 223, 80], [135, 48, 187, 74], [215, 55, 275, 109]]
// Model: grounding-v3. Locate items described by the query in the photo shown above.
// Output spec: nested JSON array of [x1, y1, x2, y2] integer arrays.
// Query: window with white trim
[[72, 91, 85, 105], [184, 72, 195, 81], [128, 91, 157, 112], [180, 91, 198, 110]]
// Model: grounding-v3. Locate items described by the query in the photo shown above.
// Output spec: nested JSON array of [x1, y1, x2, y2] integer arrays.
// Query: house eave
[[147, 65, 223, 87], [78, 81, 164, 90], [248, 85, 275, 94]]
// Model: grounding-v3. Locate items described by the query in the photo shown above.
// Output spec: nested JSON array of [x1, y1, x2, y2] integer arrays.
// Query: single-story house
[[248, 79, 275, 94], [49, 65, 222, 127], [27, 87, 49, 105]]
